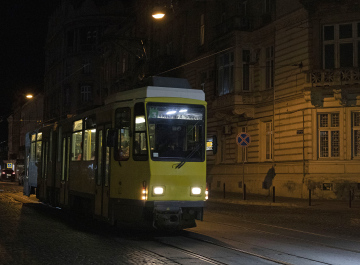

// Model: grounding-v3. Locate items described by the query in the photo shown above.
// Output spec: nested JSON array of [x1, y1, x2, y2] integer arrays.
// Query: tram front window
[[147, 103, 205, 161]]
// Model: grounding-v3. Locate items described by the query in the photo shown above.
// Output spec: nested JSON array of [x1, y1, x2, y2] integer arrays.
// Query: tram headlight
[[191, 187, 202, 196], [153, 186, 165, 195]]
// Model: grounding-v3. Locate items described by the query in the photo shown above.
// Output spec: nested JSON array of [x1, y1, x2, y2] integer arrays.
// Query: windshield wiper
[[175, 143, 202, 169]]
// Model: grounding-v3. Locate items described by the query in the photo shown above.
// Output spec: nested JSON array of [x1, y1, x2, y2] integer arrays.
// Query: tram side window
[[134, 103, 148, 161], [105, 129, 110, 186], [36, 133, 42, 161], [83, 129, 96, 160], [115, 108, 131, 161], [30, 133, 42, 162], [30, 134, 36, 161], [84, 115, 96, 161], [72, 119, 83, 161]]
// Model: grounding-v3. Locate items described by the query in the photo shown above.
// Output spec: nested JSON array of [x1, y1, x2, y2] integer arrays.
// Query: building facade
[[44, 0, 129, 122], [7, 94, 43, 179], [38, 0, 360, 199], [132, 0, 360, 199]]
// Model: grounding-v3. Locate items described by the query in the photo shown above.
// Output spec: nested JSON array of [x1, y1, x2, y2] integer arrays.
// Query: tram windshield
[[147, 103, 205, 162]]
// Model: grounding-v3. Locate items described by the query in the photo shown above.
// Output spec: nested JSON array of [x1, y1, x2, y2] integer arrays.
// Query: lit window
[[83, 129, 96, 161], [72, 119, 83, 161], [30, 132, 42, 162]]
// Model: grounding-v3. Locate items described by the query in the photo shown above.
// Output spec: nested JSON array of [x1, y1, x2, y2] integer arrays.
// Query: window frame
[[114, 107, 131, 161], [265, 46, 274, 90], [318, 113, 340, 158], [80, 85, 92, 102], [323, 22, 360, 69], [133, 103, 148, 161], [72, 119, 83, 161], [265, 121, 273, 160], [242, 49, 250, 91], [30, 132, 42, 162], [352, 112, 360, 158], [217, 51, 234, 96]]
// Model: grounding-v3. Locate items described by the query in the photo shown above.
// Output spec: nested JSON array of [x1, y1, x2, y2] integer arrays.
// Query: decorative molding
[[211, 94, 255, 119], [333, 88, 348, 106], [232, 107, 254, 118]]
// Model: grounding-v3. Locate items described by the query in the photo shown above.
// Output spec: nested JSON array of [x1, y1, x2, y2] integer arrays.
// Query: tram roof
[[105, 86, 205, 104]]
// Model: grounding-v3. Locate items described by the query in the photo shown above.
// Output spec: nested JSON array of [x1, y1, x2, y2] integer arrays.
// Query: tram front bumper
[[147, 201, 205, 229]]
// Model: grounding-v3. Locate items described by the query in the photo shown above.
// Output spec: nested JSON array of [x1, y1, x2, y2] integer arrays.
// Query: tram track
[[177, 218, 360, 265], [115, 216, 360, 265], [201, 220, 360, 255], [182, 231, 334, 265], [152, 235, 293, 265]]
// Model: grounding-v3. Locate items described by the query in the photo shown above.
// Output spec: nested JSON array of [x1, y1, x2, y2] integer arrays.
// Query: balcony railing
[[305, 68, 360, 87]]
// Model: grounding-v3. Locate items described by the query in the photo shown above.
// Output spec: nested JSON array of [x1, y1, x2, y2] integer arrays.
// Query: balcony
[[210, 92, 271, 119], [304, 68, 360, 106], [305, 68, 360, 87]]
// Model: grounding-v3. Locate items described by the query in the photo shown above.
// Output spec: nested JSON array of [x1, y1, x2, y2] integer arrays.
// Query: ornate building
[[133, 0, 360, 199], [39, 0, 360, 199]]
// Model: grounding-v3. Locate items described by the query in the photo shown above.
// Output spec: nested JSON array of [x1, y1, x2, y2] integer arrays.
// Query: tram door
[[94, 126, 111, 218], [39, 141, 48, 201], [60, 136, 70, 206]]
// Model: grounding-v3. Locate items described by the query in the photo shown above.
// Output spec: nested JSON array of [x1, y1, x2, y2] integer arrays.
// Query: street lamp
[[25, 94, 33, 99], [152, 6, 165, 19]]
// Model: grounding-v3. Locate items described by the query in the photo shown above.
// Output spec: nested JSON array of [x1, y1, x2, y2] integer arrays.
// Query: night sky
[[1, 1, 59, 142]]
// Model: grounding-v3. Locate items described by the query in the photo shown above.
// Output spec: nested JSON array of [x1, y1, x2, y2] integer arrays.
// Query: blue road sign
[[236, 133, 251, 147]]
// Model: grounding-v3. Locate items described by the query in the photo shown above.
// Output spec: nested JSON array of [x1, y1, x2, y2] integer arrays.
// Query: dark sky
[[1, 1, 59, 142]]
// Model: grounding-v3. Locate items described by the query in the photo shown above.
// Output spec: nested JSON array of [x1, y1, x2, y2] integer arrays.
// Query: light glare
[[154, 187, 164, 195], [152, 13, 165, 19], [191, 187, 201, 195], [136, 116, 145, 124]]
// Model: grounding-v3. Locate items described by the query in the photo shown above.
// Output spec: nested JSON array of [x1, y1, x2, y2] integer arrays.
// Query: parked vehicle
[[1, 169, 15, 182]]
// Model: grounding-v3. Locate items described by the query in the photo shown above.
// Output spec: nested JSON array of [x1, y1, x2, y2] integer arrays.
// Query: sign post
[[236, 133, 251, 200]]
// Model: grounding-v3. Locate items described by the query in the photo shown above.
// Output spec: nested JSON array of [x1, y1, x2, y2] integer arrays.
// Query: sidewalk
[[5, 190, 360, 212], [6, 192, 39, 204], [207, 190, 360, 211]]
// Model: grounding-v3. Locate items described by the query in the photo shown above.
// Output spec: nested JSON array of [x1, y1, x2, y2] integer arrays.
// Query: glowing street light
[[25, 94, 33, 99], [152, 6, 165, 19]]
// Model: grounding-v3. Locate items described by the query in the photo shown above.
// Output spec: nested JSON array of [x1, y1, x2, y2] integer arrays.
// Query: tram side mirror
[[107, 129, 117, 147]]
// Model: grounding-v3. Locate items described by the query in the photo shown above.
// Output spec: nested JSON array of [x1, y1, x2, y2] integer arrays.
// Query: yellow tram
[[25, 78, 208, 229]]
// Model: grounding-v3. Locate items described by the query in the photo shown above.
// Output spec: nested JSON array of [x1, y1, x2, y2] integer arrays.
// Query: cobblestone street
[[0, 182, 175, 265], [2, 182, 360, 265]]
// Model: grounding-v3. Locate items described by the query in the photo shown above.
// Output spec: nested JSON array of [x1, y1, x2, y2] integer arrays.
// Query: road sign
[[236, 133, 251, 147], [7, 163, 12, 169]]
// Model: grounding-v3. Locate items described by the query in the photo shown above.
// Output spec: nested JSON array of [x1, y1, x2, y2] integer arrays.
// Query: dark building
[[26, 0, 360, 199]]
